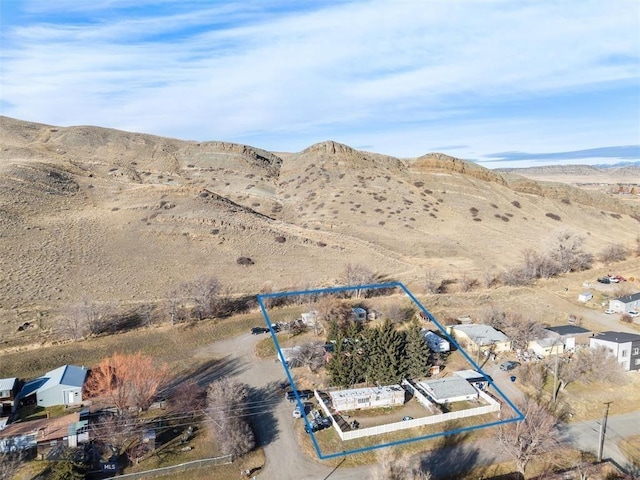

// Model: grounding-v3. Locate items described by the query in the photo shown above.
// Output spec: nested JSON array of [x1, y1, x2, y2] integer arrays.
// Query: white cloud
[[1, 0, 638, 162]]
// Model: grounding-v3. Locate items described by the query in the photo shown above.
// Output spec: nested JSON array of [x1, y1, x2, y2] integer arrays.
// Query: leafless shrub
[[599, 243, 629, 263], [558, 346, 627, 389], [290, 342, 326, 372], [512, 200, 521, 208], [548, 230, 593, 272], [207, 378, 255, 459], [546, 212, 562, 221], [501, 265, 534, 286], [482, 269, 499, 288], [275, 236, 286, 243], [469, 207, 479, 217], [561, 198, 571, 204], [458, 274, 478, 292], [373, 449, 432, 480], [383, 303, 415, 324], [237, 256, 254, 266]]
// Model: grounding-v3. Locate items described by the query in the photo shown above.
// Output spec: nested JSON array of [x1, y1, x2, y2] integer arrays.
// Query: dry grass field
[[1, 115, 639, 479]]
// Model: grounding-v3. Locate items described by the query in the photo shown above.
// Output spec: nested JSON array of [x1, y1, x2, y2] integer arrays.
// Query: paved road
[[195, 333, 639, 480], [560, 411, 640, 472]]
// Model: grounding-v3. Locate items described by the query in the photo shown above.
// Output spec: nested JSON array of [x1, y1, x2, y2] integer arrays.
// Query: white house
[[422, 330, 450, 353], [418, 376, 479, 404], [529, 325, 592, 356], [329, 385, 405, 411], [590, 331, 640, 372], [453, 370, 492, 390], [609, 292, 640, 314], [578, 291, 593, 303]]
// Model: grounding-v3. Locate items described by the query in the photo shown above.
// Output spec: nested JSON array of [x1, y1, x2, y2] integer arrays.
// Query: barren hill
[[1, 115, 639, 334]]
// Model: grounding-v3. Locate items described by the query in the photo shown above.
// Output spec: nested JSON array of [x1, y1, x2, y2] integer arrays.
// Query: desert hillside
[[1, 115, 639, 335]]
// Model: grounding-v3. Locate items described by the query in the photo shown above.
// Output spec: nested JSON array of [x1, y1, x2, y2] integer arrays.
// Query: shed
[[418, 376, 479, 404], [18, 365, 87, 408], [0, 378, 19, 414], [578, 291, 593, 303], [351, 308, 367, 322], [329, 385, 405, 411]]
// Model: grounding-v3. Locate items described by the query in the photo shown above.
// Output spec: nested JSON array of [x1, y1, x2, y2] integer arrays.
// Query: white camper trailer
[[423, 331, 450, 353]]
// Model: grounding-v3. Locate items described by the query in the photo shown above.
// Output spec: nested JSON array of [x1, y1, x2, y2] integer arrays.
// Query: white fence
[[315, 384, 501, 441]]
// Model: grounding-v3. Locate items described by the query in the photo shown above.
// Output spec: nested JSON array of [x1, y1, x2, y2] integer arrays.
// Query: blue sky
[[1, 0, 639, 168]]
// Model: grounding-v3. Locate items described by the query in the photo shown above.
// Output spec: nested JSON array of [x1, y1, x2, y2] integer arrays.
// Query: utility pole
[[597, 401, 612, 462], [552, 342, 560, 402]]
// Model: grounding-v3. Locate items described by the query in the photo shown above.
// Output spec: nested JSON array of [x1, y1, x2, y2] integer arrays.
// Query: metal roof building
[[18, 365, 87, 408], [418, 376, 479, 404]]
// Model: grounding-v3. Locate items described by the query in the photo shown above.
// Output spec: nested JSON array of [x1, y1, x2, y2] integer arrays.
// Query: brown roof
[[0, 413, 79, 443]]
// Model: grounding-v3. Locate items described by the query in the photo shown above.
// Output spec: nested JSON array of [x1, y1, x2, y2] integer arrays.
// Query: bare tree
[[559, 346, 627, 389], [496, 397, 561, 475], [479, 305, 508, 330], [206, 377, 255, 459], [290, 342, 326, 372], [90, 412, 141, 464], [84, 352, 169, 414], [342, 263, 376, 298], [502, 313, 545, 352], [424, 269, 440, 294], [599, 243, 629, 263], [519, 363, 548, 400], [187, 275, 221, 321], [165, 285, 188, 325], [167, 379, 205, 420], [548, 230, 593, 273]]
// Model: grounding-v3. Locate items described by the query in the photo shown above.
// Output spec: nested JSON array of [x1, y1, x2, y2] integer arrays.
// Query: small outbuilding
[[329, 385, 405, 411], [578, 291, 593, 303], [351, 308, 367, 322]]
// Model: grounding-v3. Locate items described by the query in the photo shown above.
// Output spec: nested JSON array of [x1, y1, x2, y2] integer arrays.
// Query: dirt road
[[194, 332, 373, 480]]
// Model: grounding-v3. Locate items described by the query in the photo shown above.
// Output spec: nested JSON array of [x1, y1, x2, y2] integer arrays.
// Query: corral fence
[[112, 455, 232, 479]]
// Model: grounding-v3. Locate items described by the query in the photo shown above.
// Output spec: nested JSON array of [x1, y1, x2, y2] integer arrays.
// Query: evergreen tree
[[48, 448, 87, 480], [405, 320, 432, 379], [365, 320, 407, 385]]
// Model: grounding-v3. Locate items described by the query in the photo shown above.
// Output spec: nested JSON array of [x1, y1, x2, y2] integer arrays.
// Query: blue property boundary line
[[257, 282, 525, 460]]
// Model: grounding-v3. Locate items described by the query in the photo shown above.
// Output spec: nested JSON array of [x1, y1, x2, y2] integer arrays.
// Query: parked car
[[499, 360, 520, 371], [628, 310, 639, 318], [293, 405, 303, 418], [402, 416, 413, 421], [597, 277, 610, 284], [285, 389, 314, 402], [604, 309, 615, 315], [251, 327, 269, 335]]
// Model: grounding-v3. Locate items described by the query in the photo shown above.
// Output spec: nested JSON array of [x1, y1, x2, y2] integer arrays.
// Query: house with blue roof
[[18, 365, 88, 408]]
